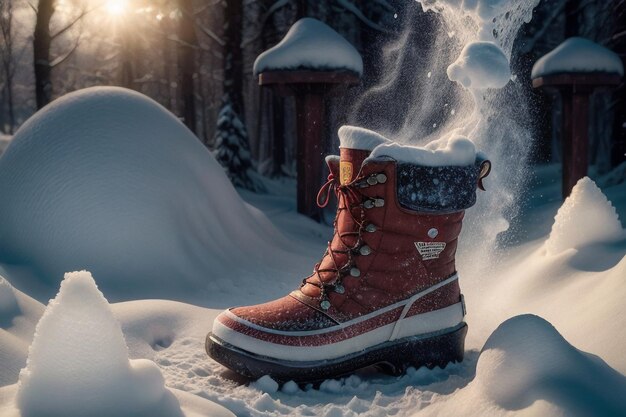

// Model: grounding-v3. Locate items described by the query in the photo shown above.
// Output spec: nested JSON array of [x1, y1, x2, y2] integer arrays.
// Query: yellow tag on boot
[[340, 161, 353, 185]]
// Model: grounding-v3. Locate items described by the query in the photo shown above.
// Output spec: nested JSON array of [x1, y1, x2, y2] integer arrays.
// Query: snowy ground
[[1, 157, 625, 416]]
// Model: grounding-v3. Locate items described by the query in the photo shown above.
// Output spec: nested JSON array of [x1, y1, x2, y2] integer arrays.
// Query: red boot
[[206, 126, 490, 383]]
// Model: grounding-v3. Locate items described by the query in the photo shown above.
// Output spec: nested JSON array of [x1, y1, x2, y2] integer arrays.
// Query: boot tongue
[[339, 148, 370, 185]]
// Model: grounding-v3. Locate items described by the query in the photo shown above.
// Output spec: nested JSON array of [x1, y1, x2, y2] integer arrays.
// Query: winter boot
[[206, 126, 491, 383]]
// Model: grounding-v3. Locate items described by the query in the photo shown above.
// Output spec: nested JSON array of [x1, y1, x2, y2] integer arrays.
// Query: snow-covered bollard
[[253, 18, 362, 220], [532, 37, 623, 198]]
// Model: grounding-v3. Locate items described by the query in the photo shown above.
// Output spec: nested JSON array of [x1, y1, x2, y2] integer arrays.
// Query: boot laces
[[302, 171, 385, 310]]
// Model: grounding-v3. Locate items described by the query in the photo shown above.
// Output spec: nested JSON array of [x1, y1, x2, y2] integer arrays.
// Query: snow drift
[[0, 87, 292, 301], [12, 271, 233, 417], [421, 315, 626, 417]]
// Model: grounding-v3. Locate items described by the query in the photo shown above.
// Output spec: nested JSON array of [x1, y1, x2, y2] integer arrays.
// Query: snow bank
[[369, 133, 477, 166], [15, 271, 233, 417], [0, 87, 291, 301], [532, 37, 624, 78], [545, 177, 624, 255], [447, 41, 511, 89], [421, 315, 626, 417], [253, 18, 363, 76], [338, 125, 391, 151]]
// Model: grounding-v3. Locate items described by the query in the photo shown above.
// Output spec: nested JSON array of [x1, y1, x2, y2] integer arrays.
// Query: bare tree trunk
[[0, 0, 15, 131], [223, 0, 244, 115], [178, 0, 198, 133], [33, 0, 55, 109]]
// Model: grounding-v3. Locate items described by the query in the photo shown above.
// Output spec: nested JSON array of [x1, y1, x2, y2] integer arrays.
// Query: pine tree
[[214, 95, 266, 192]]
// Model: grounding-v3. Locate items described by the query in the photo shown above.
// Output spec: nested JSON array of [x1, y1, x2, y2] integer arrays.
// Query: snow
[[251, 375, 279, 394], [0, 134, 11, 155], [253, 18, 363, 76], [420, 0, 522, 20], [447, 41, 511, 89], [545, 177, 624, 255], [532, 37, 625, 79], [0, 277, 43, 387], [0, 163, 625, 416], [368, 133, 477, 166], [6, 271, 234, 417], [338, 125, 391, 151], [0, 87, 303, 303], [419, 315, 626, 416]]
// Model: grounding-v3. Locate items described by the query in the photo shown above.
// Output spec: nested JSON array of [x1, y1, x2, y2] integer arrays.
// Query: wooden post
[[296, 93, 325, 219], [259, 70, 360, 220], [532, 73, 621, 198]]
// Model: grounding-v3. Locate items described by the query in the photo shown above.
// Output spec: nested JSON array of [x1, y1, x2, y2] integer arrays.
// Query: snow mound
[[253, 18, 363, 76], [16, 271, 180, 417], [532, 37, 624, 78], [447, 41, 511, 89], [12, 271, 233, 417], [338, 125, 391, 151], [476, 315, 626, 416], [0, 87, 288, 300], [369, 133, 477, 166], [545, 177, 624, 255]]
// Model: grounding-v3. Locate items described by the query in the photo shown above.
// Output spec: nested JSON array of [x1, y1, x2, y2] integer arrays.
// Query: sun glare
[[106, 0, 128, 16]]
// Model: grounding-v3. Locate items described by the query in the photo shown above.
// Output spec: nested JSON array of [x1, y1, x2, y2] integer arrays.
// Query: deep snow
[[0, 271, 234, 417], [0, 163, 625, 417], [0, 87, 312, 303], [253, 18, 363, 76]]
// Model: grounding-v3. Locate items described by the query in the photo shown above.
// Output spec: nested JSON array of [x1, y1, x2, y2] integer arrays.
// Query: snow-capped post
[[532, 37, 624, 199], [253, 18, 362, 220]]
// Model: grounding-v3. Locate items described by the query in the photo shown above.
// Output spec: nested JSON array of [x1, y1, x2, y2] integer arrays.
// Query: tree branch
[[50, 35, 81, 67], [335, 0, 391, 33]]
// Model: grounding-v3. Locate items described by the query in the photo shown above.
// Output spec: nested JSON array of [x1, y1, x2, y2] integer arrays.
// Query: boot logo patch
[[340, 161, 353, 185], [414, 242, 446, 260]]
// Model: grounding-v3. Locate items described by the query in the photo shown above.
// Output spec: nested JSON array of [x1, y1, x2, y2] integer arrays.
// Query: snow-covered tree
[[214, 95, 266, 192]]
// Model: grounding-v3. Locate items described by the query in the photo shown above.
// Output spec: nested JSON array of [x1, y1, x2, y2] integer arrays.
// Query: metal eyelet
[[359, 245, 372, 256], [363, 200, 374, 209], [374, 198, 385, 208], [376, 173, 387, 184], [350, 267, 361, 277], [334, 284, 345, 294], [365, 224, 377, 233], [367, 176, 378, 186], [428, 228, 439, 238], [320, 300, 331, 310]]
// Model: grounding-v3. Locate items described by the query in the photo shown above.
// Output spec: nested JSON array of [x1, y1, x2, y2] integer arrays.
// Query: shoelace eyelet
[[365, 223, 377, 233], [350, 267, 361, 277], [359, 245, 372, 256], [334, 284, 345, 294], [320, 300, 331, 310]]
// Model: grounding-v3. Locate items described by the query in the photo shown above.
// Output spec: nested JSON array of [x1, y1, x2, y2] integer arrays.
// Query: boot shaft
[[296, 134, 489, 322]]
